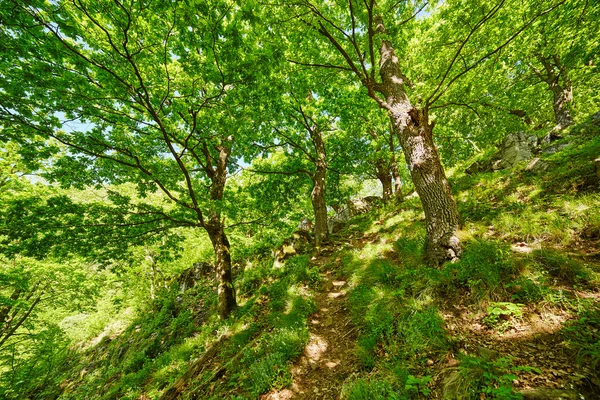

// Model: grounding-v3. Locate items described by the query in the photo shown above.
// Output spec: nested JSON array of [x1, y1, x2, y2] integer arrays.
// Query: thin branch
[[427, 0, 565, 107]]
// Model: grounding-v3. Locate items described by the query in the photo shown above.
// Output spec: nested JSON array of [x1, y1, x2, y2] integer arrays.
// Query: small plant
[[340, 376, 402, 400], [445, 355, 539, 399], [532, 249, 592, 285], [482, 302, 524, 331], [405, 374, 431, 397]]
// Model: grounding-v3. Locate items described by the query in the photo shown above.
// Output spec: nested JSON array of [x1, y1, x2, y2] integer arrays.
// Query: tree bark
[[375, 40, 461, 264], [204, 141, 237, 319], [375, 158, 393, 201], [551, 82, 574, 128], [206, 222, 236, 320], [534, 54, 574, 129], [388, 134, 403, 202], [310, 130, 329, 248]]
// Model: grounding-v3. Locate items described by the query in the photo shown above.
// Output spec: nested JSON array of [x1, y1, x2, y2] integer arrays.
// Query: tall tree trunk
[[376, 40, 461, 264], [204, 141, 237, 319], [551, 82, 574, 128], [206, 222, 236, 319], [534, 54, 574, 129], [387, 133, 403, 201], [311, 130, 329, 248], [375, 158, 393, 201]]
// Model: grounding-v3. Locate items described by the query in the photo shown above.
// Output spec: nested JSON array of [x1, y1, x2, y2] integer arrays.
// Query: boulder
[[297, 218, 313, 232], [490, 131, 538, 170], [541, 142, 569, 155], [328, 196, 382, 234], [272, 230, 311, 267], [178, 262, 212, 292], [525, 158, 551, 174], [465, 160, 489, 175], [595, 158, 600, 178], [346, 196, 382, 216]]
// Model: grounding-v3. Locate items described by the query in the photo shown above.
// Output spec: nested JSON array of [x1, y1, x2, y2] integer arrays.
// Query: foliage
[[446, 355, 539, 399]]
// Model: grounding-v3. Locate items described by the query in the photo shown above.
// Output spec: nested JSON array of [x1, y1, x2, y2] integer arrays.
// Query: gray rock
[[525, 158, 551, 174], [179, 262, 212, 292], [541, 142, 569, 155], [272, 230, 311, 267], [327, 197, 382, 234], [491, 132, 538, 170], [465, 160, 486, 175], [346, 196, 381, 216], [595, 158, 600, 178]]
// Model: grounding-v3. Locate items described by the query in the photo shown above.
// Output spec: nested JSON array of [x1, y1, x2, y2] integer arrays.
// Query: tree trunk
[[375, 158, 393, 201], [207, 222, 236, 320], [204, 141, 236, 319], [387, 133, 403, 201], [311, 174, 328, 247], [310, 126, 329, 248], [551, 82, 574, 128], [535, 54, 574, 129], [376, 40, 461, 264]]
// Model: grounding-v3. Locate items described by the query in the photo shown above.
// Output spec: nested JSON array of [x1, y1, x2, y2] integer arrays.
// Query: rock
[[328, 196, 382, 234], [178, 262, 212, 292], [346, 196, 381, 216], [272, 230, 311, 267], [595, 158, 600, 178], [525, 158, 551, 174], [491, 131, 538, 170], [297, 218, 313, 232], [465, 160, 489, 175], [541, 142, 569, 155], [542, 130, 562, 145]]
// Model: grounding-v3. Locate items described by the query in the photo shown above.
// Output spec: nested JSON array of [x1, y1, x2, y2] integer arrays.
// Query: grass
[[19, 116, 600, 399]]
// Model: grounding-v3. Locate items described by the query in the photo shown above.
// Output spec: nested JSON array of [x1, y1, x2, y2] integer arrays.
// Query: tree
[[0, 0, 274, 318], [279, 0, 565, 264]]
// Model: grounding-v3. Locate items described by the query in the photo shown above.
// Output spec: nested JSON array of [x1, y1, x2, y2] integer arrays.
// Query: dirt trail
[[263, 249, 359, 400]]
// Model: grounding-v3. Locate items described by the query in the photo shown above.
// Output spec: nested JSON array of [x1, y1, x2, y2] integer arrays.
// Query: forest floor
[[262, 246, 361, 400], [263, 225, 600, 399]]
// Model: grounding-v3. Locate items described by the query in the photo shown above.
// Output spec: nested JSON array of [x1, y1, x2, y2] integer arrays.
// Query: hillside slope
[[38, 116, 600, 399]]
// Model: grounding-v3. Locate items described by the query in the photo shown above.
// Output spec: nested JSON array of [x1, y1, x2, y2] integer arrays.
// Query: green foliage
[[532, 249, 594, 285], [563, 305, 600, 379], [405, 374, 432, 397], [341, 375, 404, 400], [482, 302, 524, 332], [248, 353, 292, 395], [447, 356, 538, 399], [432, 241, 518, 301]]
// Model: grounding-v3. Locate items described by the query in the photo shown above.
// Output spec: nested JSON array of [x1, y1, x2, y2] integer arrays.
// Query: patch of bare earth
[[263, 251, 359, 400]]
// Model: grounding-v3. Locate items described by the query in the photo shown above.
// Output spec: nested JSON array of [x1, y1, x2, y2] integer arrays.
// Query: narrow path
[[263, 248, 360, 400]]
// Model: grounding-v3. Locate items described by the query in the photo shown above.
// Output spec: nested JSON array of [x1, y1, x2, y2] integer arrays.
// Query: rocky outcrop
[[490, 131, 538, 170], [178, 262, 212, 292], [272, 230, 311, 268], [328, 196, 382, 234], [525, 158, 552, 174]]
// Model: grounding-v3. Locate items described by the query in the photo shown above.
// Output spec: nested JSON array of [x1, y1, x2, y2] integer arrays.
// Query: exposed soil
[[262, 247, 360, 400]]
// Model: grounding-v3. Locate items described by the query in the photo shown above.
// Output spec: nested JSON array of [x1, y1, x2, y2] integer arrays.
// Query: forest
[[0, 0, 599, 398]]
